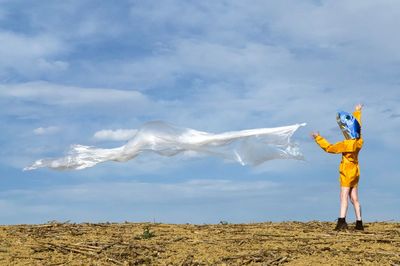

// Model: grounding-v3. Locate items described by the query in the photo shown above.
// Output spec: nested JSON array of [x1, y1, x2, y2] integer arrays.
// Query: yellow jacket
[[314, 110, 363, 187]]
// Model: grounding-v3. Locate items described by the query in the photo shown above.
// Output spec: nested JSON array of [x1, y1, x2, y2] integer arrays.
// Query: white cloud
[[0, 31, 68, 78], [93, 129, 138, 141], [0, 31, 64, 58], [1, 179, 279, 204], [36, 58, 69, 72], [0, 81, 149, 106], [269, 1, 400, 59], [173, 40, 293, 78], [33, 126, 59, 135]]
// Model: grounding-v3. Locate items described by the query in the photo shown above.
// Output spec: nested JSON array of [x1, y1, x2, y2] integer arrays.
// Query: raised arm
[[353, 104, 362, 125], [314, 135, 355, 154]]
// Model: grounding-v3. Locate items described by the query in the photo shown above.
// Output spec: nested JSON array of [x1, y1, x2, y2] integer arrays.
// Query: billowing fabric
[[336, 111, 361, 139], [315, 110, 362, 187], [25, 121, 306, 171]]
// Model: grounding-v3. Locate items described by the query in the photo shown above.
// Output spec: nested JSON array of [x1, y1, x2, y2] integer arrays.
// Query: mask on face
[[336, 111, 361, 139]]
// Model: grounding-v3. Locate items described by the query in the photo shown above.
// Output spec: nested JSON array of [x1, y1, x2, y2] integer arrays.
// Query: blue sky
[[0, 0, 399, 224]]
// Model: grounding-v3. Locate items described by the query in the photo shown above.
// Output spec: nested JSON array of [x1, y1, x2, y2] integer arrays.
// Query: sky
[[0, 0, 399, 225]]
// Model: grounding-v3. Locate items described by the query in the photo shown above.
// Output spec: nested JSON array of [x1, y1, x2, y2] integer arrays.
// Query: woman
[[312, 104, 364, 231]]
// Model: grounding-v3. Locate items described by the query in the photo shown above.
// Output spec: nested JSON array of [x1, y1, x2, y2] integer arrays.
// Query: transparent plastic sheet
[[24, 121, 306, 171]]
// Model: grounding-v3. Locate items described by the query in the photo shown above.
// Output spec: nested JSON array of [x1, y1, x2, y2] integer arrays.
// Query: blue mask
[[336, 111, 361, 139]]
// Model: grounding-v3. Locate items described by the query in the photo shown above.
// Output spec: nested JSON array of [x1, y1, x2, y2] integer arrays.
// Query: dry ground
[[0, 221, 399, 265]]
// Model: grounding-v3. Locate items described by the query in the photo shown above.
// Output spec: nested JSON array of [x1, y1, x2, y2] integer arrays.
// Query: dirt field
[[0, 221, 399, 265]]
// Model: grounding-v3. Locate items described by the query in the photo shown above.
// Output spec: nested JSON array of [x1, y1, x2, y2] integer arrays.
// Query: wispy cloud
[[93, 129, 138, 141], [0, 81, 148, 106], [0, 31, 65, 58], [0, 178, 281, 223], [1, 179, 279, 203], [0, 31, 67, 79], [33, 126, 59, 135]]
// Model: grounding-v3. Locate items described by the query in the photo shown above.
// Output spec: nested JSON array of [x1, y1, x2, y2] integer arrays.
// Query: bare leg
[[350, 186, 362, 220], [340, 187, 350, 218]]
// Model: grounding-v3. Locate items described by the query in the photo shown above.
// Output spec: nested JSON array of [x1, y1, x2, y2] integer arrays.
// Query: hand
[[311, 132, 319, 139], [355, 103, 363, 111]]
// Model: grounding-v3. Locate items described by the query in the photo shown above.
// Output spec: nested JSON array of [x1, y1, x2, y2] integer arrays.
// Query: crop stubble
[[0, 221, 399, 265]]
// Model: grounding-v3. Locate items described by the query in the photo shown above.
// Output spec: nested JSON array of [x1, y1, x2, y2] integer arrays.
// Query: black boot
[[335, 217, 348, 231], [355, 220, 364, 231]]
